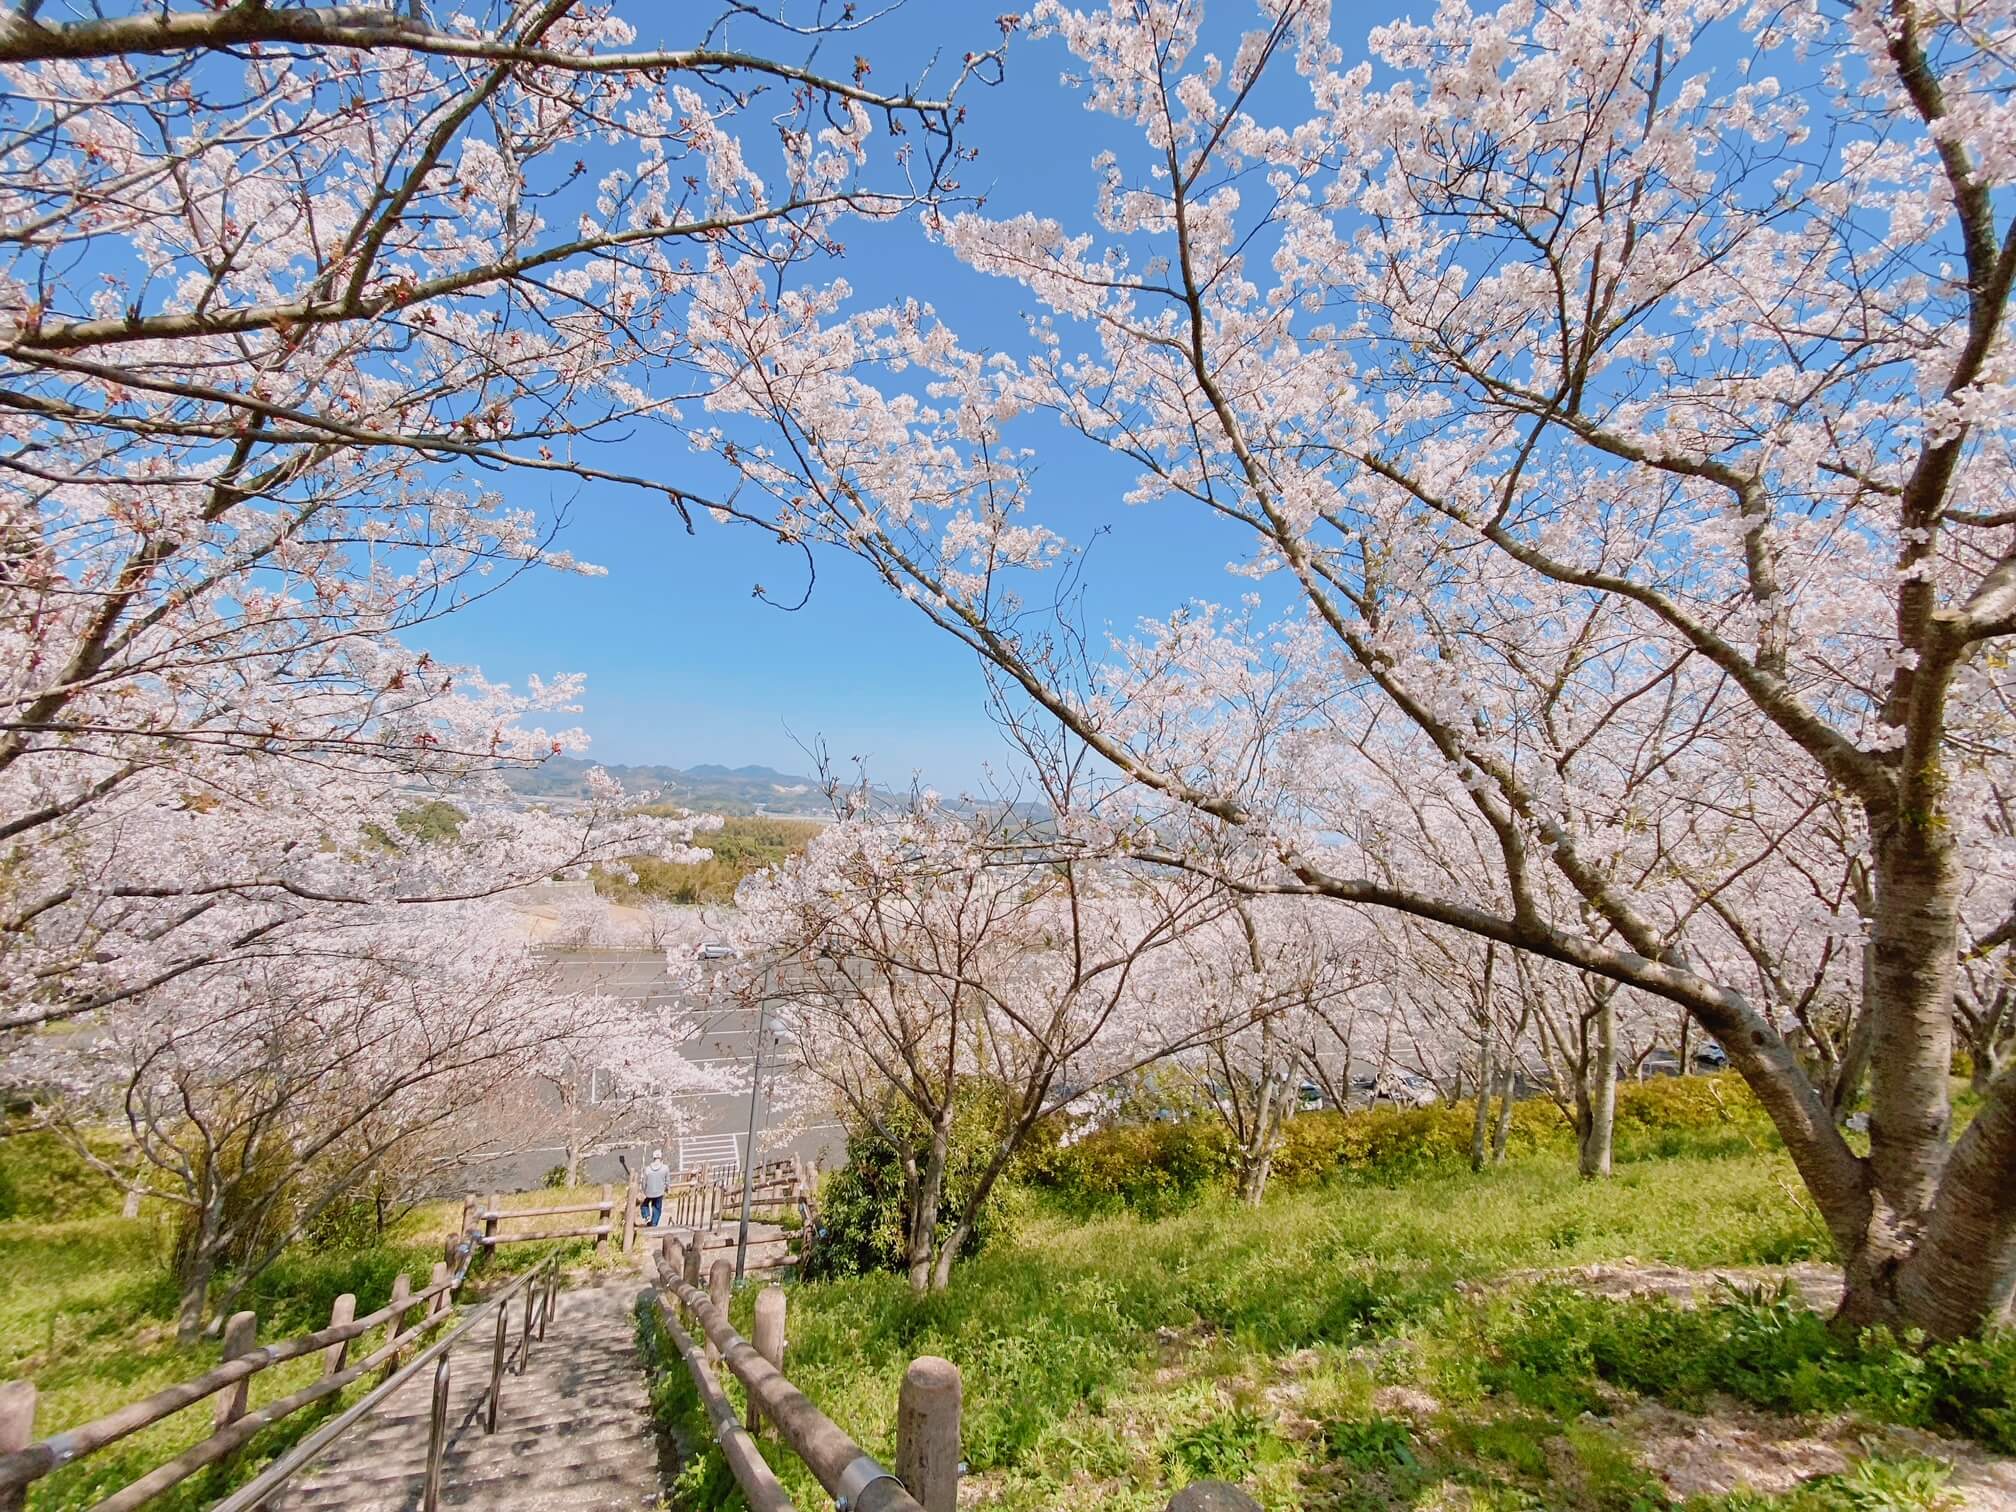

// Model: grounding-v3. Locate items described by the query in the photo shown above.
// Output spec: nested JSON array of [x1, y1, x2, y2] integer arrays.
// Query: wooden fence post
[[213, 1311, 257, 1432], [322, 1294, 356, 1377], [485, 1297, 508, 1433], [595, 1183, 612, 1255], [483, 1192, 500, 1247], [622, 1167, 639, 1254], [0, 1381, 35, 1512], [746, 1286, 786, 1434], [429, 1261, 450, 1315], [704, 1260, 733, 1365], [386, 1274, 414, 1376], [897, 1356, 961, 1512], [682, 1237, 702, 1291], [460, 1192, 477, 1238]]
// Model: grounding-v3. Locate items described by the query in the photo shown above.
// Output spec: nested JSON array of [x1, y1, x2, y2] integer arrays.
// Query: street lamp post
[[733, 993, 769, 1284]]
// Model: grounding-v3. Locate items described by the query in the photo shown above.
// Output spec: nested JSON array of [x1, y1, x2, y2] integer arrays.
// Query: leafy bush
[[1031, 1074, 1772, 1217], [1164, 1408, 1281, 1481], [1324, 1415, 1419, 1471], [1031, 1118, 1236, 1218], [802, 1084, 1031, 1281]]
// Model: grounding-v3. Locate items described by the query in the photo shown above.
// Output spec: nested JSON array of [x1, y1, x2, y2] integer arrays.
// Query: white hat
[[651, 1148, 664, 1160]]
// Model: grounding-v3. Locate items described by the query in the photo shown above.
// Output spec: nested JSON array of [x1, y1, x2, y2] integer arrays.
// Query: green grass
[[0, 1207, 454, 1511], [649, 1142, 2009, 1511]]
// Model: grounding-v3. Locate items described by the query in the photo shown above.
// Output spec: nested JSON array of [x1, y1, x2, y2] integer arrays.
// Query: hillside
[[592, 813, 823, 905], [499, 755, 828, 815], [676, 1093, 2016, 1512]]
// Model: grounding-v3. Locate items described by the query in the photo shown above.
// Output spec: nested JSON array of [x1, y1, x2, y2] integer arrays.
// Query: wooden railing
[[208, 1248, 565, 1512], [647, 1219, 1252, 1512], [463, 1188, 617, 1253], [649, 1237, 954, 1512], [0, 1231, 480, 1512]]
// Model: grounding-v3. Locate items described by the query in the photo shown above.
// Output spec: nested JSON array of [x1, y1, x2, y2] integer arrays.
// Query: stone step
[[266, 1281, 664, 1511]]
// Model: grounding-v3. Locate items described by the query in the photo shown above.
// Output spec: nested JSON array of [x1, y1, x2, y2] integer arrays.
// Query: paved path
[[269, 1282, 666, 1512]]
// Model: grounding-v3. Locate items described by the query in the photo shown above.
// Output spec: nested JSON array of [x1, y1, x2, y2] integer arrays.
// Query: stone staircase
[[268, 1282, 666, 1512]]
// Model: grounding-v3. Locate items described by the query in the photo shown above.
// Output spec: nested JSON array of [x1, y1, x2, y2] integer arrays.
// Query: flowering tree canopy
[[688, 0, 2016, 1336], [725, 796, 1255, 1290], [0, 2, 995, 1025]]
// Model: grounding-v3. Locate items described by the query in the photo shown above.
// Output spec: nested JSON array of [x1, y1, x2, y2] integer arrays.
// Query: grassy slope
[[691, 1142, 2005, 1512]]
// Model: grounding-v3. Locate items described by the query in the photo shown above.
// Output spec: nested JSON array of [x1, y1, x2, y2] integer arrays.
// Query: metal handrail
[[211, 1248, 564, 1512]]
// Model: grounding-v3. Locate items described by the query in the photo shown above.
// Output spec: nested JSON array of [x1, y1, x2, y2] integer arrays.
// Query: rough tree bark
[[1578, 994, 1617, 1181]]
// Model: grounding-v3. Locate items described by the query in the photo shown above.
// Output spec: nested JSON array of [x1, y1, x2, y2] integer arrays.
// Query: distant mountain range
[[499, 755, 828, 816], [499, 755, 1051, 825]]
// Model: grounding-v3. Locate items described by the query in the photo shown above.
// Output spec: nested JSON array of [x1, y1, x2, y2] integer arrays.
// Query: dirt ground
[[1619, 1399, 2016, 1508], [1479, 1259, 1849, 1313]]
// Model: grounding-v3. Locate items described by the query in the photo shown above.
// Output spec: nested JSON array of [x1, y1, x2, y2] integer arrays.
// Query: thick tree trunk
[[1811, 805, 1967, 1330], [929, 1222, 968, 1292], [175, 1254, 214, 1345], [906, 1126, 950, 1296], [175, 1195, 222, 1344], [1470, 1036, 1494, 1174], [1894, 1069, 2016, 1337], [1237, 1073, 1284, 1206], [1577, 997, 1616, 1180], [1864, 811, 1959, 1222], [1491, 1064, 1515, 1164]]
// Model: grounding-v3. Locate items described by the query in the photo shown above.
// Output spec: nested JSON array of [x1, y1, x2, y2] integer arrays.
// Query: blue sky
[[416, 2, 1410, 787]]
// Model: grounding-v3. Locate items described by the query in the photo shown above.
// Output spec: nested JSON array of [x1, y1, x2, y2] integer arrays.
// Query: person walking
[[640, 1148, 671, 1229]]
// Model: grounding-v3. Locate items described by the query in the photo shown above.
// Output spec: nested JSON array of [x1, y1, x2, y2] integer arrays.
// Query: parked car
[[1693, 1040, 1729, 1069], [1370, 1070, 1440, 1108]]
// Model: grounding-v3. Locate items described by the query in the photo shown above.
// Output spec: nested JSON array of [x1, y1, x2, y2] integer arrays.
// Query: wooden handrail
[[651, 1297, 795, 1512], [655, 1256, 926, 1512], [0, 1267, 459, 1496], [476, 1224, 611, 1247], [87, 1307, 443, 1512], [210, 1250, 563, 1512], [475, 1201, 610, 1222]]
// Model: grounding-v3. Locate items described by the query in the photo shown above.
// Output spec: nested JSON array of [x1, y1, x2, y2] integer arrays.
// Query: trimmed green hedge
[[1031, 1074, 1771, 1216]]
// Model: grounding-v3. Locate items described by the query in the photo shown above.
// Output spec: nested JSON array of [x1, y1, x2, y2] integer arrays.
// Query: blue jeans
[[641, 1196, 663, 1227]]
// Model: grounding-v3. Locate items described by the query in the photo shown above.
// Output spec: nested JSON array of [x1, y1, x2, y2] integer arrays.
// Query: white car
[[1370, 1071, 1440, 1108]]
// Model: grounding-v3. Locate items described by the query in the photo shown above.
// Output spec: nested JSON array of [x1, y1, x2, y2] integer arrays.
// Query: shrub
[[802, 1083, 1030, 1281], [1163, 1408, 1283, 1482], [1033, 1118, 1235, 1218], [1613, 1072, 1765, 1133], [1031, 1073, 1773, 1216]]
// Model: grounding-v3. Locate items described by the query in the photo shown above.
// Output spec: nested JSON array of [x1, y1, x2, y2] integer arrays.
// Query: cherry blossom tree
[[690, 0, 2016, 1335], [6, 899, 637, 1338], [0, 0, 1002, 1034], [725, 798, 1248, 1291], [1162, 897, 1380, 1203]]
